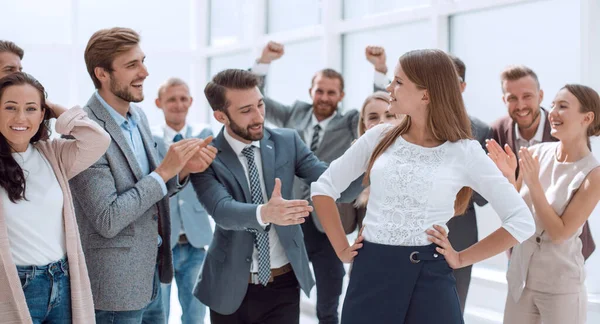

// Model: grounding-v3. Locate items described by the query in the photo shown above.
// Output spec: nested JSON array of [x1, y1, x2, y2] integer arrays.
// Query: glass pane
[[267, 0, 320, 33], [449, 0, 580, 125], [209, 0, 244, 46], [342, 22, 433, 111], [25, 49, 73, 107], [76, 0, 193, 51], [265, 40, 324, 106], [343, 0, 430, 20], [0, 0, 72, 44]]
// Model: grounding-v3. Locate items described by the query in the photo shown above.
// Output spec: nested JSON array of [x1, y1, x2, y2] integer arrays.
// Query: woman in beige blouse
[[487, 84, 600, 324]]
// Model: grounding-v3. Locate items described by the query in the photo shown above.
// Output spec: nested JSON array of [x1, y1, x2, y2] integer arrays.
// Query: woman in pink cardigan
[[0, 72, 110, 323]]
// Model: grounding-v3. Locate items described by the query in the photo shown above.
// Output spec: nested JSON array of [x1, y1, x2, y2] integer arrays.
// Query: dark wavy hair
[[0, 72, 52, 203]]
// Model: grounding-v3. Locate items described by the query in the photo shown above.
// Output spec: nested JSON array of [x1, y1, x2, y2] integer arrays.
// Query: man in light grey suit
[[250, 42, 389, 324], [69, 28, 217, 324], [152, 77, 213, 324], [192, 69, 362, 324]]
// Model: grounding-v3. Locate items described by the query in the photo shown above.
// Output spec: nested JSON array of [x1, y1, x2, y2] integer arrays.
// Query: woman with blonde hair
[[487, 84, 600, 324], [310, 49, 535, 323]]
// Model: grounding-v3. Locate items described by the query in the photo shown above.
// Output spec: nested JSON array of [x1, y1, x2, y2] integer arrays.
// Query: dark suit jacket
[[490, 108, 595, 260], [190, 127, 362, 315]]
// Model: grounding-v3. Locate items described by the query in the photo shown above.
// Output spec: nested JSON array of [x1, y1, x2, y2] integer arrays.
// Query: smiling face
[[362, 98, 398, 131], [214, 86, 265, 143], [97, 45, 148, 104], [548, 88, 593, 142], [385, 62, 428, 117], [502, 75, 543, 130], [0, 84, 45, 152]]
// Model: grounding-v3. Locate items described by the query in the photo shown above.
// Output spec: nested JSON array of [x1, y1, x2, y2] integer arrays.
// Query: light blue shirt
[[94, 92, 167, 196]]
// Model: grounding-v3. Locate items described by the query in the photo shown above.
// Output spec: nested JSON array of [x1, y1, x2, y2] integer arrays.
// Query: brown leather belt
[[248, 263, 293, 284], [178, 234, 188, 245]]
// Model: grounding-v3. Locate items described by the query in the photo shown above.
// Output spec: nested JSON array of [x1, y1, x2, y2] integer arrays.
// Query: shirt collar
[[310, 111, 337, 130], [94, 91, 139, 127], [223, 128, 261, 157], [515, 108, 545, 143], [164, 124, 188, 142]]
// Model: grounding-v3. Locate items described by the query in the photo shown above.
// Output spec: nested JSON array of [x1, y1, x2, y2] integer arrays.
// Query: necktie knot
[[314, 124, 321, 132], [242, 146, 255, 160], [173, 134, 183, 142]]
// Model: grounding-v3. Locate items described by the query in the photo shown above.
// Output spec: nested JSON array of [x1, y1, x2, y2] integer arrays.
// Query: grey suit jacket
[[69, 94, 177, 311], [190, 127, 361, 315], [261, 94, 360, 232], [153, 126, 214, 249]]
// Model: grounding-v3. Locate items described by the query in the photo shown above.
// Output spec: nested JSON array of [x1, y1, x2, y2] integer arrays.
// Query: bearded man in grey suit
[[191, 69, 362, 324], [68, 27, 217, 324]]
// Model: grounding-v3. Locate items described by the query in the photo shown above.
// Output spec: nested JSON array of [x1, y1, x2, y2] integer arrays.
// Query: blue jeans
[[161, 243, 207, 324], [17, 257, 71, 324], [96, 267, 165, 324]]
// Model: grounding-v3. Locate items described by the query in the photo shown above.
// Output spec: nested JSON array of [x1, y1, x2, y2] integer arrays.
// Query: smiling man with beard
[[491, 65, 595, 261], [68, 27, 218, 324]]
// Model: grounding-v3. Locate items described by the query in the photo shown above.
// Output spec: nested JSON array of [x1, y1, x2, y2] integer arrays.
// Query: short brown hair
[[157, 77, 190, 98], [204, 69, 260, 112], [0, 40, 24, 59], [500, 65, 540, 93], [311, 68, 345, 92], [448, 54, 466, 82], [84, 27, 140, 89]]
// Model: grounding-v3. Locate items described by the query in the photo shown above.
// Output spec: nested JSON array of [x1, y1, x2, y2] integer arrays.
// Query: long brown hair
[[364, 49, 473, 215]]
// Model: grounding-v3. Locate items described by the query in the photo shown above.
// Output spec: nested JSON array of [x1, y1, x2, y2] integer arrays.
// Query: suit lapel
[[136, 111, 159, 171], [540, 108, 557, 142], [260, 131, 275, 200], [213, 129, 253, 203], [87, 95, 145, 181], [315, 113, 343, 156]]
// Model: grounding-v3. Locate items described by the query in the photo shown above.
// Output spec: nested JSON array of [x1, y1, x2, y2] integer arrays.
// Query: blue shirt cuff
[[149, 171, 168, 196]]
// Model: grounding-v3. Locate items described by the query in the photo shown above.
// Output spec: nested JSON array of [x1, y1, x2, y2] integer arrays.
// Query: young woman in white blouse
[[487, 84, 600, 324], [310, 49, 536, 324], [0, 72, 110, 323]]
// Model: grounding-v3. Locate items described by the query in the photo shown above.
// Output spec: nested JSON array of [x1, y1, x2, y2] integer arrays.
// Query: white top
[[223, 129, 290, 271], [2, 145, 65, 265], [311, 124, 535, 246], [515, 109, 545, 150]]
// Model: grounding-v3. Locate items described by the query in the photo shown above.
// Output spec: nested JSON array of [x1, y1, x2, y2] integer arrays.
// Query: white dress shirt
[[305, 112, 337, 149], [311, 124, 535, 246], [2, 145, 66, 265], [515, 108, 545, 150], [223, 129, 289, 271]]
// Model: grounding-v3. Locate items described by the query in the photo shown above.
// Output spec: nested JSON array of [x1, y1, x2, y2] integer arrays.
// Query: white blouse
[[2, 145, 65, 265], [311, 124, 535, 246]]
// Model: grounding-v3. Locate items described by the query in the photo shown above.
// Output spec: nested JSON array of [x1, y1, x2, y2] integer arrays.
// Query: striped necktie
[[310, 124, 321, 152]]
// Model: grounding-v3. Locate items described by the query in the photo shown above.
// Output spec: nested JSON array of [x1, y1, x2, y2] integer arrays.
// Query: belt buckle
[[409, 251, 420, 264]]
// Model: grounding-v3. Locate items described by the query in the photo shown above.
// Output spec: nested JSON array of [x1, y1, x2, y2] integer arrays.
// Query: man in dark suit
[[69, 27, 217, 323], [191, 69, 362, 324], [491, 64, 595, 260], [446, 55, 492, 314], [250, 42, 388, 324]]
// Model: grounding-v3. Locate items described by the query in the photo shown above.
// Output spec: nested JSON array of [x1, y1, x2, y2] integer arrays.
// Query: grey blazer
[[261, 96, 360, 232], [190, 127, 362, 315], [69, 94, 178, 311], [153, 126, 214, 249]]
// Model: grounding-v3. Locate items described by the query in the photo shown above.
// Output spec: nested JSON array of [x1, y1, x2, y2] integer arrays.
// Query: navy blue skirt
[[341, 241, 464, 324]]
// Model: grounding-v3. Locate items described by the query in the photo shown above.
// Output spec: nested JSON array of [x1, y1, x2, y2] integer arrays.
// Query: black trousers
[[209, 271, 300, 324], [341, 241, 464, 324], [302, 214, 345, 324]]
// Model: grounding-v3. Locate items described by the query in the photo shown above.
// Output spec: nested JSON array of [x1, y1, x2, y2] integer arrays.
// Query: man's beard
[[110, 76, 143, 103], [511, 108, 541, 130], [228, 114, 264, 142]]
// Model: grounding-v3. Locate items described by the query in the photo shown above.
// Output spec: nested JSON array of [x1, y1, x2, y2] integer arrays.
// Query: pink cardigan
[[0, 107, 110, 323]]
